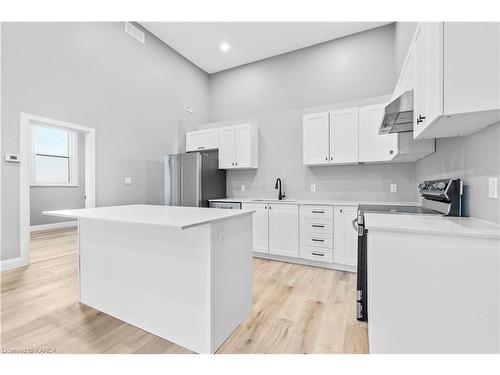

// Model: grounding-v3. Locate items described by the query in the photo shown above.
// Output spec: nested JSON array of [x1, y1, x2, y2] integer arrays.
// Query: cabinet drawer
[[302, 233, 332, 249], [300, 246, 333, 263], [302, 217, 332, 234], [302, 205, 333, 219]]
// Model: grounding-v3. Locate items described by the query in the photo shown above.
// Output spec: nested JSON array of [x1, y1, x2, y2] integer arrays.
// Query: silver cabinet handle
[[311, 238, 324, 242], [311, 252, 324, 257], [311, 224, 325, 228], [311, 210, 324, 214]]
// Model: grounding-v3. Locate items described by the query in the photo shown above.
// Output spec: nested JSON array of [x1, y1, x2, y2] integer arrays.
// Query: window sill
[[30, 183, 79, 187]]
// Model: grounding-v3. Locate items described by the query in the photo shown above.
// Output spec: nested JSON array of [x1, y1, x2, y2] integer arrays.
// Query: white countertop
[[365, 213, 500, 239], [209, 197, 418, 207], [43, 204, 254, 230]]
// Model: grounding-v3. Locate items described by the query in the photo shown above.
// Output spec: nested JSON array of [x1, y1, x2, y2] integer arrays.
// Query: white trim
[[0, 257, 27, 272], [30, 220, 78, 232], [18, 113, 96, 271]]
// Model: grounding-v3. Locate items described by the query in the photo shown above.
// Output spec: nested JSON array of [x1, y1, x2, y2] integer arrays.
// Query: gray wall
[[393, 22, 417, 75], [208, 23, 398, 121], [198, 96, 418, 203], [416, 122, 500, 224], [30, 132, 86, 226], [1, 22, 210, 261], [207, 23, 418, 203]]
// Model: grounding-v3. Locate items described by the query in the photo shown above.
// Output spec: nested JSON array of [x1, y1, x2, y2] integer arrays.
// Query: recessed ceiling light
[[219, 42, 230, 52]]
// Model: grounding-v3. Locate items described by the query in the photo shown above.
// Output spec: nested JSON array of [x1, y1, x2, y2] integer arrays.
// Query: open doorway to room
[[19, 113, 95, 266]]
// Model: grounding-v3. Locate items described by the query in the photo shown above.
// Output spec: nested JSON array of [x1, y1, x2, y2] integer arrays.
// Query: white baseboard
[[0, 256, 29, 272], [253, 252, 357, 273], [30, 220, 78, 232]]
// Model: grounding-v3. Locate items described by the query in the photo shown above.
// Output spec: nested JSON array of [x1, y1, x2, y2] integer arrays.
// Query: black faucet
[[275, 178, 286, 200]]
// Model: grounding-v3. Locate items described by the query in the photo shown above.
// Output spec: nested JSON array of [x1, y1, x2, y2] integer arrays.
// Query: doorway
[[19, 113, 96, 267]]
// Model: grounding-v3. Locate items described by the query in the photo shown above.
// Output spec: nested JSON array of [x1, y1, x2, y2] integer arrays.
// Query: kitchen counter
[[44, 204, 254, 230], [44, 204, 253, 353], [364, 213, 500, 239], [209, 197, 418, 207]]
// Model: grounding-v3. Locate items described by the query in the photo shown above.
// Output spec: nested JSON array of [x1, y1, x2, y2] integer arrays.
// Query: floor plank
[[1, 228, 367, 354]]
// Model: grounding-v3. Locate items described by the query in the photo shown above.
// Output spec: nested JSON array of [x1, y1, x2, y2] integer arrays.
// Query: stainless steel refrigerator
[[165, 150, 226, 207]]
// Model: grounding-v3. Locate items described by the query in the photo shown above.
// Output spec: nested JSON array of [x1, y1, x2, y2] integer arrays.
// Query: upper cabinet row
[[185, 123, 258, 169], [303, 105, 434, 166], [403, 22, 500, 139]]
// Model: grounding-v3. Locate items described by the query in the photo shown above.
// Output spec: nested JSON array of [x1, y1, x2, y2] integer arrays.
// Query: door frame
[[17, 112, 96, 269]]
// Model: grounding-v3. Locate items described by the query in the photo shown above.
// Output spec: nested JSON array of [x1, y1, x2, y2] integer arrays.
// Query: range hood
[[379, 90, 414, 134]]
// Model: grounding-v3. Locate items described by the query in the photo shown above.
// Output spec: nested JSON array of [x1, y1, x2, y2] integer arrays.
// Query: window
[[31, 123, 78, 186]]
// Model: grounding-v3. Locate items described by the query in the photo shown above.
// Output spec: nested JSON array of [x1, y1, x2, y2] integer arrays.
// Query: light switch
[[390, 184, 397, 193], [241, 184, 246, 192], [124, 177, 132, 185], [311, 184, 316, 192], [488, 177, 498, 199]]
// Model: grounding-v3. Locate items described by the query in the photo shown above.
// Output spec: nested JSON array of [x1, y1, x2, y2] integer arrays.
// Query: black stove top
[[358, 204, 441, 215]]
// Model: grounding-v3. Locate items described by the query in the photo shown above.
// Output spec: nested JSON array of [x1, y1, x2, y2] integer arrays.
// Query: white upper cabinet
[[303, 112, 330, 165], [358, 104, 397, 162], [218, 123, 258, 169], [413, 22, 500, 139], [329, 108, 359, 164], [185, 128, 218, 152], [218, 126, 236, 169]]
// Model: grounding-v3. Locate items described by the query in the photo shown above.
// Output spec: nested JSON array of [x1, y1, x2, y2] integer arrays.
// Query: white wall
[[208, 23, 398, 121], [207, 23, 418, 203], [1, 22, 210, 261], [198, 96, 418, 202], [416, 122, 500, 224]]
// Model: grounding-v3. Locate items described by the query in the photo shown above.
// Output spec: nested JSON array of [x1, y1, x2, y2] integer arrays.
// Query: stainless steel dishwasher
[[209, 201, 242, 209]]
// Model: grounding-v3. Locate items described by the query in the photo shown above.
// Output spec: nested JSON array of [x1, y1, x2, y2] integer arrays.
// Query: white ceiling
[[140, 22, 392, 74]]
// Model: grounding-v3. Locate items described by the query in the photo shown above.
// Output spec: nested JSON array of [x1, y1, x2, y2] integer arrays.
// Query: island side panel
[[78, 218, 212, 353], [367, 229, 500, 354], [209, 214, 253, 353]]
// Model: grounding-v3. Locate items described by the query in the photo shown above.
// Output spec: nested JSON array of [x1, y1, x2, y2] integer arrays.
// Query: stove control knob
[[418, 183, 426, 190], [437, 182, 446, 190]]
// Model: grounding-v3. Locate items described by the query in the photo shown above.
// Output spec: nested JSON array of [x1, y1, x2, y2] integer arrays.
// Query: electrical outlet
[[241, 184, 246, 192], [311, 184, 316, 192], [124, 177, 132, 185], [489, 177, 498, 199], [390, 184, 397, 193]]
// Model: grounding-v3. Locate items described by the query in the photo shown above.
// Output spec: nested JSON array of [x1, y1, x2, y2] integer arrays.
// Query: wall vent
[[124, 22, 145, 44]]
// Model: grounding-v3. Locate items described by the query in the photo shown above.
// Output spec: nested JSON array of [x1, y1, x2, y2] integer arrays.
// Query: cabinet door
[[413, 23, 443, 139], [185, 129, 218, 152], [329, 108, 359, 164], [333, 206, 358, 267], [234, 124, 252, 168], [242, 203, 269, 253], [269, 204, 299, 258], [218, 126, 236, 169], [358, 104, 397, 162], [303, 112, 330, 165]]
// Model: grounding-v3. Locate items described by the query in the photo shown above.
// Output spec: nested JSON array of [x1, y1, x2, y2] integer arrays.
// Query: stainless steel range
[[355, 178, 463, 321]]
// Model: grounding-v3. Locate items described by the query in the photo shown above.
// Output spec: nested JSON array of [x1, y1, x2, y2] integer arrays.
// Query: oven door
[[356, 215, 368, 321]]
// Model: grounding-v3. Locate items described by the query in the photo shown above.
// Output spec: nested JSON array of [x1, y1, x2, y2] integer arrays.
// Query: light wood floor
[[1, 228, 368, 354]]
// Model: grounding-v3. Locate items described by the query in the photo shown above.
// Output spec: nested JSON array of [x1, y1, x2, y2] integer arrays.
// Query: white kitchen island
[[44, 204, 254, 354]]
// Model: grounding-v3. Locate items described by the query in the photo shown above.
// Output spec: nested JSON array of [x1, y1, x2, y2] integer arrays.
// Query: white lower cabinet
[[333, 206, 358, 267], [244, 203, 269, 253], [242, 202, 298, 257], [299, 205, 334, 263], [268, 204, 299, 257], [242, 201, 357, 271]]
